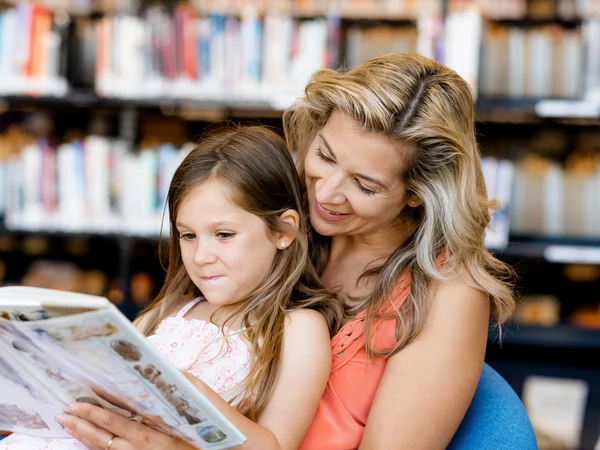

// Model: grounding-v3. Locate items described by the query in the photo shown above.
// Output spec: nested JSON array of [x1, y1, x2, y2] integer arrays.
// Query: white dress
[[0, 298, 252, 449]]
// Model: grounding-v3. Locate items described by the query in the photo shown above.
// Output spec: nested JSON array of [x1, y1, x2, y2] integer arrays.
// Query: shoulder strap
[[176, 298, 202, 319]]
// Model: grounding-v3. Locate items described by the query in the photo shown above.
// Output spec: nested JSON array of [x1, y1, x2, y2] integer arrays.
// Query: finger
[[58, 413, 118, 450], [66, 402, 144, 441]]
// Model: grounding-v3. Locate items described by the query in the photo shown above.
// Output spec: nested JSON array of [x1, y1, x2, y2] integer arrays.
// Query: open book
[[0, 286, 246, 449]]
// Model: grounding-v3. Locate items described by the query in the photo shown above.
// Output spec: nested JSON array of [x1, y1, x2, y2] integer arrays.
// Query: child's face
[[176, 179, 279, 307]]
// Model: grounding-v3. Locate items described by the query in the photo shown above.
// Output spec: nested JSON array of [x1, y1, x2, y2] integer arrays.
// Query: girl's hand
[[57, 403, 198, 450]]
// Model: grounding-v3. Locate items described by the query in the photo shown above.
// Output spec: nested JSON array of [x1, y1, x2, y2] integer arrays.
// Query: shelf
[[487, 17, 583, 28], [495, 236, 600, 264], [0, 91, 286, 113], [476, 98, 542, 123], [3, 226, 600, 262], [3, 92, 600, 123], [0, 225, 164, 242], [489, 324, 600, 349]]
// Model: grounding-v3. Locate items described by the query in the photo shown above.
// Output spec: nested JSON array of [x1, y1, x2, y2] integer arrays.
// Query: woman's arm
[[359, 279, 490, 450], [62, 308, 331, 450]]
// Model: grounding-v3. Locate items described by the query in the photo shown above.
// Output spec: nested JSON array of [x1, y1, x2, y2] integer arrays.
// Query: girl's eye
[[216, 232, 235, 240], [355, 180, 376, 196], [179, 232, 195, 241], [316, 148, 334, 163]]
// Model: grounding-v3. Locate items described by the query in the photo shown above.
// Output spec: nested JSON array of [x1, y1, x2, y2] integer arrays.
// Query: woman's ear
[[276, 209, 300, 249], [407, 196, 422, 208]]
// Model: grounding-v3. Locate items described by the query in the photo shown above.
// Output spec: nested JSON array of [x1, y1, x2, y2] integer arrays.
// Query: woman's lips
[[315, 200, 348, 222]]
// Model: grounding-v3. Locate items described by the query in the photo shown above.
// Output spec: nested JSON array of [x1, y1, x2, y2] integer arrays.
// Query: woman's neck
[[322, 222, 413, 302], [328, 220, 412, 264]]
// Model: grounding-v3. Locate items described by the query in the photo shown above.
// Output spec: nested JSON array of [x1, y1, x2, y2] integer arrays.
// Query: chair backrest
[[447, 363, 538, 449]]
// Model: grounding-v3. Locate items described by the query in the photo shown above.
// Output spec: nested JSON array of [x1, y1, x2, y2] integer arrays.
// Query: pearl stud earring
[[280, 242, 286, 248]]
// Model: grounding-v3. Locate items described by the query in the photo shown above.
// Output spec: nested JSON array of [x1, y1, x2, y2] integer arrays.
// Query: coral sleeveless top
[[298, 271, 411, 450]]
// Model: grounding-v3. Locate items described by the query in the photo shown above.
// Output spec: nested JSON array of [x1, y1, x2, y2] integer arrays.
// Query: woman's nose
[[315, 172, 346, 205]]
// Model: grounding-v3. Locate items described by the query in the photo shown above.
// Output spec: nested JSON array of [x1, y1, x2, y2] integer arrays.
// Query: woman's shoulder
[[429, 277, 489, 310]]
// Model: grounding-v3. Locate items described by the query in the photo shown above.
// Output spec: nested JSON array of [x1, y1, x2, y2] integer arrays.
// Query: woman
[[57, 52, 515, 450]]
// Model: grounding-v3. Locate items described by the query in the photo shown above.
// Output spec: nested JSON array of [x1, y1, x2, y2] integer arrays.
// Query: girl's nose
[[193, 243, 218, 266]]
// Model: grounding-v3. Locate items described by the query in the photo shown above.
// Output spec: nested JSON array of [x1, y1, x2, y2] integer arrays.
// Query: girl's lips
[[201, 276, 222, 281], [315, 200, 348, 222]]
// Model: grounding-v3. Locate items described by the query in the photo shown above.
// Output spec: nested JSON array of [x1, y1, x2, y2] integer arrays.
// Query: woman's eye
[[316, 148, 334, 163], [356, 181, 376, 196], [216, 232, 235, 240], [179, 233, 195, 241]]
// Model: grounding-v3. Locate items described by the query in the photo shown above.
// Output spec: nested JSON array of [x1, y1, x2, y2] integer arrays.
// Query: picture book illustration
[[0, 286, 246, 450]]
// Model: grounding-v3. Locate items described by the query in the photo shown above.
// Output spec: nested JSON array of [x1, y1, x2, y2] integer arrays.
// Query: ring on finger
[[104, 437, 114, 450]]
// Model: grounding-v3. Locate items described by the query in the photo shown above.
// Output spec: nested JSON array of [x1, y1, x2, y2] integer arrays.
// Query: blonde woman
[[57, 53, 516, 450]]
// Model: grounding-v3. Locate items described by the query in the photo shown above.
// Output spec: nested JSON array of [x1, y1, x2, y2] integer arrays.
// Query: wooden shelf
[[3, 93, 600, 123], [489, 323, 600, 349], [494, 235, 600, 264]]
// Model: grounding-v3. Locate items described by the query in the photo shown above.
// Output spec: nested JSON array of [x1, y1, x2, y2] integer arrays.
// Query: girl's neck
[[185, 298, 246, 329]]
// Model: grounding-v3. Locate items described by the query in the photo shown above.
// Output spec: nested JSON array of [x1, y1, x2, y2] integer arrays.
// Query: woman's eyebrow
[[319, 134, 389, 190]]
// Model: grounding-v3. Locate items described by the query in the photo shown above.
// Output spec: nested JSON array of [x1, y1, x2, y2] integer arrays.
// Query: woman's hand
[[57, 403, 198, 450]]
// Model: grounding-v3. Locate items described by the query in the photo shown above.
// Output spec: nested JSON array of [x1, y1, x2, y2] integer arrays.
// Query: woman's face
[[304, 110, 411, 239]]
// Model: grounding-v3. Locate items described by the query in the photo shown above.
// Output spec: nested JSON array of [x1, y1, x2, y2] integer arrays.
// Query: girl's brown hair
[[137, 126, 342, 421], [283, 52, 516, 357]]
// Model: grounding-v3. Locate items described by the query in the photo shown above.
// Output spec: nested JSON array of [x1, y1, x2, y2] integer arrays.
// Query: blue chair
[[448, 363, 537, 449]]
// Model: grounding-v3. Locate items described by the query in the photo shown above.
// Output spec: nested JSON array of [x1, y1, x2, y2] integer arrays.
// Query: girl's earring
[[280, 242, 286, 248]]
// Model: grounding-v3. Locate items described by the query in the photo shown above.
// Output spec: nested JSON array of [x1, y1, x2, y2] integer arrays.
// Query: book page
[[0, 303, 245, 449], [0, 322, 73, 436]]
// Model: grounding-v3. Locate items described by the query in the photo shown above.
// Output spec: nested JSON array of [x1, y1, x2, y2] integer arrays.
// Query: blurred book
[[522, 375, 588, 450], [21, 260, 107, 297], [345, 25, 418, 67], [509, 154, 600, 238], [514, 295, 561, 326], [443, 6, 482, 95], [2, 132, 191, 237], [569, 304, 600, 329], [0, 3, 68, 96], [94, 6, 342, 107], [482, 157, 513, 250], [480, 24, 584, 99]]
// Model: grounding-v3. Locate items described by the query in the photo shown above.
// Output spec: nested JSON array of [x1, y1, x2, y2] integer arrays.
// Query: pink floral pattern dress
[[0, 298, 252, 449]]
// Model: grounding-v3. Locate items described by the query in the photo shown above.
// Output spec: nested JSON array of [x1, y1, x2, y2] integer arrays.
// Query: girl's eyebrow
[[175, 220, 239, 228], [318, 134, 390, 191]]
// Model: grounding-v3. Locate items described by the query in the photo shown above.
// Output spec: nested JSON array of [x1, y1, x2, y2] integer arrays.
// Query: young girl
[[1, 126, 342, 450]]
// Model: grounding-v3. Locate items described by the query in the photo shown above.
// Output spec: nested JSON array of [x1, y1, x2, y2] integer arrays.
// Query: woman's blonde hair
[[283, 52, 515, 357], [137, 126, 342, 420]]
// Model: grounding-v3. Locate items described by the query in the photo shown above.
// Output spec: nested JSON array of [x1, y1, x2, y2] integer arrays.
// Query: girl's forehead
[[179, 180, 238, 215], [176, 179, 264, 228]]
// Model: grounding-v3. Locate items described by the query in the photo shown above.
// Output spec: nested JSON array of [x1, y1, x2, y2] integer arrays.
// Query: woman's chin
[[309, 216, 341, 237]]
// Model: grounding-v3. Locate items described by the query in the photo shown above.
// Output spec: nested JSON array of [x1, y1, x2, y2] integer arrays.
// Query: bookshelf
[[490, 323, 600, 349], [0, 0, 600, 447]]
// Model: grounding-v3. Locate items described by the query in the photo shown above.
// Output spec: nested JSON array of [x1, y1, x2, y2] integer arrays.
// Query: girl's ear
[[276, 209, 300, 249]]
